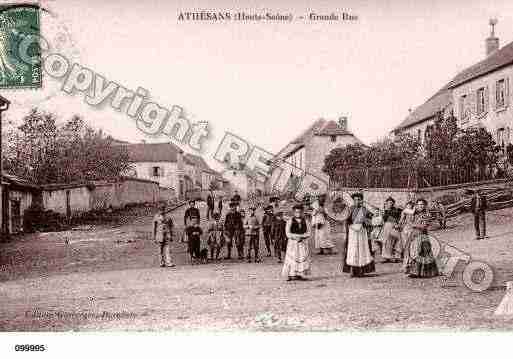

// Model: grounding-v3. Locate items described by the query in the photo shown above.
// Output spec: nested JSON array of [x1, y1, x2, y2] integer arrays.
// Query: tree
[[4, 109, 131, 184], [452, 127, 499, 170]]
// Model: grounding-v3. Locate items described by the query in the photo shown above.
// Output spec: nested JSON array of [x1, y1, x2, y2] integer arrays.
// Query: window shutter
[[484, 86, 489, 112], [506, 77, 510, 107], [160, 166, 165, 177], [492, 82, 497, 110], [149, 166, 153, 177], [471, 91, 478, 115]]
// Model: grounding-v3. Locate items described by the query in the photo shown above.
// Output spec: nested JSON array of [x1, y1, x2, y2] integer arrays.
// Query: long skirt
[[405, 232, 439, 278], [381, 222, 401, 260], [281, 239, 311, 277], [314, 226, 335, 249], [401, 225, 414, 271], [343, 224, 375, 276]]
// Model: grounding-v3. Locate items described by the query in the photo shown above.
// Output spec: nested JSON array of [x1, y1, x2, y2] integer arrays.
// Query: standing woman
[[282, 204, 312, 281], [343, 192, 376, 277], [405, 198, 439, 278], [312, 196, 336, 255], [399, 201, 415, 272], [380, 197, 402, 263]]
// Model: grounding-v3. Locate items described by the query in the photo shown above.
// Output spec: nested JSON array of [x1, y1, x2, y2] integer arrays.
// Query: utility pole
[[0, 95, 11, 238]]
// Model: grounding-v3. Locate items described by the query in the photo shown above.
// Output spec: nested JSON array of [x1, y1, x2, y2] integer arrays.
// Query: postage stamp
[[0, 3, 41, 89]]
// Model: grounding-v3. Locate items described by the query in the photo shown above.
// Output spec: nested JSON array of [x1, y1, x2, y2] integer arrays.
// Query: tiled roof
[[123, 142, 183, 163], [448, 40, 513, 88], [2, 172, 39, 189], [276, 118, 361, 159], [275, 119, 326, 159], [394, 86, 452, 131], [315, 120, 352, 136], [184, 153, 218, 174]]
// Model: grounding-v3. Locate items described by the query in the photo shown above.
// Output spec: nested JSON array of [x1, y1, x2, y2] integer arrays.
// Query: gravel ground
[[1, 205, 513, 331]]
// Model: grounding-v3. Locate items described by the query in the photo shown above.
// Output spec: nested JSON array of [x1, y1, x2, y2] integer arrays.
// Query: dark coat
[[184, 207, 200, 225], [470, 195, 487, 213]]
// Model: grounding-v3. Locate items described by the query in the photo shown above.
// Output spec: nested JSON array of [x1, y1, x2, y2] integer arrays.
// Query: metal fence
[[330, 165, 504, 189]]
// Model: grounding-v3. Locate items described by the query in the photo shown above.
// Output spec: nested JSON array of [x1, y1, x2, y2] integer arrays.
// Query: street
[[1, 204, 513, 331]]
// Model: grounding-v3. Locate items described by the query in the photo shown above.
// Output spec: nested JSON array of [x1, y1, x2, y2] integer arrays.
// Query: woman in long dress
[[282, 204, 312, 281], [312, 197, 336, 255], [405, 198, 439, 278], [380, 197, 402, 263], [399, 201, 415, 272], [343, 192, 376, 277]]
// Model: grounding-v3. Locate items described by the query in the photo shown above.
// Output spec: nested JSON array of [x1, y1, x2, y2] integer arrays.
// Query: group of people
[[153, 189, 489, 281]]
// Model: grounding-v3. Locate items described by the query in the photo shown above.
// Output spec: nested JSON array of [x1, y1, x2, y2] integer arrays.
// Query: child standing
[[186, 217, 203, 263], [207, 212, 225, 260]]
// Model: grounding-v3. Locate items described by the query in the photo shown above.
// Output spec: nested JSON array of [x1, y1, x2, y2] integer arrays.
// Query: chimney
[[486, 18, 499, 56], [338, 116, 348, 130]]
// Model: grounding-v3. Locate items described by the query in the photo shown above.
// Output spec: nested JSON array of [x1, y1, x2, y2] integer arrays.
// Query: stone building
[[393, 20, 513, 155], [270, 117, 364, 193], [120, 142, 187, 199]]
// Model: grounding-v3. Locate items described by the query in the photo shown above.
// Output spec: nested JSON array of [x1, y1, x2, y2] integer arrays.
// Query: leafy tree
[[3, 109, 130, 184]]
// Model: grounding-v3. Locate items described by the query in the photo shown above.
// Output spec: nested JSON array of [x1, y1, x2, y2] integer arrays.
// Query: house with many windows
[[394, 21, 513, 155], [449, 36, 513, 154]]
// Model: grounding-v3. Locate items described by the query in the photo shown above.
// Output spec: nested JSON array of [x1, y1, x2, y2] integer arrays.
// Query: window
[[460, 95, 469, 123], [477, 87, 485, 115], [496, 79, 506, 108], [330, 135, 337, 142], [152, 166, 161, 177], [417, 129, 421, 141]]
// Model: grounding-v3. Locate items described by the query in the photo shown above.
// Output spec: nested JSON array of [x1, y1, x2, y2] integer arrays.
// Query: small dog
[[198, 248, 209, 264]]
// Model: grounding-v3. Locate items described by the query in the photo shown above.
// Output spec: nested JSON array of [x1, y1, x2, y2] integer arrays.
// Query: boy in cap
[[245, 206, 261, 262], [186, 217, 203, 264], [207, 212, 225, 260], [262, 204, 274, 257], [153, 205, 175, 267]]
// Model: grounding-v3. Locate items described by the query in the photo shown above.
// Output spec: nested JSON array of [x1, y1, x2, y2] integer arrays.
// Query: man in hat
[[470, 189, 488, 240], [206, 190, 215, 220], [184, 199, 200, 227], [273, 211, 287, 263], [343, 192, 375, 277], [261, 204, 274, 257], [245, 206, 261, 262], [153, 205, 175, 267], [231, 190, 241, 208], [224, 201, 244, 259]]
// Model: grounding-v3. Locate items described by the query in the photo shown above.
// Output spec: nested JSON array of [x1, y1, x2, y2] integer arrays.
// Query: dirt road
[[1, 205, 513, 331]]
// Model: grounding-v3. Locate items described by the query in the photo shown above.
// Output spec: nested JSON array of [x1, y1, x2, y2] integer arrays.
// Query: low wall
[[43, 186, 92, 216], [91, 178, 159, 210], [331, 179, 513, 209]]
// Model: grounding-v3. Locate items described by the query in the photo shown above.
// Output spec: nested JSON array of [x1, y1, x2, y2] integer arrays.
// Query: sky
[[3, 0, 513, 170]]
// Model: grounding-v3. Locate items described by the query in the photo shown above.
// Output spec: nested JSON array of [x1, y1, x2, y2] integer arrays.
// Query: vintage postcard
[[0, 0, 512, 357]]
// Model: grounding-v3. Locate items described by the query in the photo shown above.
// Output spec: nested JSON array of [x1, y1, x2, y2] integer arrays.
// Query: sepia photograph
[[0, 0, 512, 357]]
